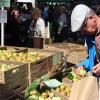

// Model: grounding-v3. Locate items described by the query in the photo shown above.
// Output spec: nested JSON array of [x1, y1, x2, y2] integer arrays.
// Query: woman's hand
[[92, 63, 100, 76]]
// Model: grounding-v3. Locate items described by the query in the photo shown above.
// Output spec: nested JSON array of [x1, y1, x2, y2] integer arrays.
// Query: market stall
[[0, 46, 64, 99], [0, 41, 98, 100]]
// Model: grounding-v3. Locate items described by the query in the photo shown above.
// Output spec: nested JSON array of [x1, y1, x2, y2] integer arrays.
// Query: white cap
[[71, 4, 91, 32]]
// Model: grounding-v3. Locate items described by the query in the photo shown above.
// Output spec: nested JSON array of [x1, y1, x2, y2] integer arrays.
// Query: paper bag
[[69, 76, 99, 100]]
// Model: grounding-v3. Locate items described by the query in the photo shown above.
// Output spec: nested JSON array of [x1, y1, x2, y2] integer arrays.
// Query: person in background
[[71, 4, 100, 76], [28, 7, 45, 48], [29, 7, 45, 38], [18, 3, 32, 47], [7, 9, 21, 46], [57, 6, 68, 42]]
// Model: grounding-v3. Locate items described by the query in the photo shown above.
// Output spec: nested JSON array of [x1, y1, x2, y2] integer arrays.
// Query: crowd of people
[[4, 2, 73, 47], [5, 3, 32, 46], [1, 1, 99, 47]]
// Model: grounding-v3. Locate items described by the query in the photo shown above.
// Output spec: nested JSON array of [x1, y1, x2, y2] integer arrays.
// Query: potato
[[42, 92, 49, 98], [30, 90, 37, 95]]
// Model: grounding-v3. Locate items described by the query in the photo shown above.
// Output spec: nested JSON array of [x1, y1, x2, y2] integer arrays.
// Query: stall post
[[1, 6, 4, 46], [0, 7, 7, 47], [0, 0, 10, 46]]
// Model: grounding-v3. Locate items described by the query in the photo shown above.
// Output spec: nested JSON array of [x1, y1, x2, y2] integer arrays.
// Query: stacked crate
[[0, 46, 64, 85]]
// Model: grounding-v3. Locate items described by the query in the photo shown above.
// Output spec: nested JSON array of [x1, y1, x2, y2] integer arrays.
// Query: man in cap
[[71, 4, 100, 76]]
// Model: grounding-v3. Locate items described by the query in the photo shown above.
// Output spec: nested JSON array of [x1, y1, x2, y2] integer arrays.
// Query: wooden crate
[[28, 58, 49, 85], [0, 48, 54, 85], [0, 46, 28, 53], [52, 52, 63, 65], [28, 48, 63, 67], [66, 48, 87, 65], [0, 61, 28, 95], [0, 46, 7, 50], [32, 49, 63, 66], [49, 43, 85, 50], [27, 48, 63, 85], [48, 60, 64, 78]]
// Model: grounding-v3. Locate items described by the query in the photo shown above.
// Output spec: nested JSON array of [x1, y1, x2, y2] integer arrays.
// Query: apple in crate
[[0, 64, 9, 71]]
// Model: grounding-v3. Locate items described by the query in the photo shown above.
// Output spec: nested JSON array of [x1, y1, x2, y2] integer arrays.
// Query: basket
[[0, 60, 28, 95]]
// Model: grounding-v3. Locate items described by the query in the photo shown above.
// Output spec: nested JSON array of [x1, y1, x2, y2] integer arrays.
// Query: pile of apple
[[0, 50, 42, 62], [54, 84, 71, 97], [28, 89, 61, 100]]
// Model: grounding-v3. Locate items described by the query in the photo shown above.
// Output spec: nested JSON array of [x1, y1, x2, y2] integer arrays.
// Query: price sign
[[0, 10, 7, 23]]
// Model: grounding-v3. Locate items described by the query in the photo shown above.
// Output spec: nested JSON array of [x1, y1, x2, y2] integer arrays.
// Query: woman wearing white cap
[[71, 4, 100, 76]]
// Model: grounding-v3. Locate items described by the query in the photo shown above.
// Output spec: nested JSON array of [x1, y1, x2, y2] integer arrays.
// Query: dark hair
[[30, 7, 41, 17], [96, 6, 100, 16]]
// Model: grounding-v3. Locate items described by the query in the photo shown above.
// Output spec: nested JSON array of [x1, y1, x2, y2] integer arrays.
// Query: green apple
[[0, 64, 9, 71], [73, 77, 79, 82], [80, 70, 86, 77], [28, 95, 38, 100]]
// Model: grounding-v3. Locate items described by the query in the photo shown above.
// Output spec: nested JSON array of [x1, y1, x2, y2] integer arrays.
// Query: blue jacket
[[77, 34, 96, 71]]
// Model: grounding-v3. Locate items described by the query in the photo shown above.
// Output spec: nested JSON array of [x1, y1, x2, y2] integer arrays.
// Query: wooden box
[[0, 61, 28, 95], [28, 58, 49, 84], [67, 48, 87, 64], [27, 48, 63, 84]]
